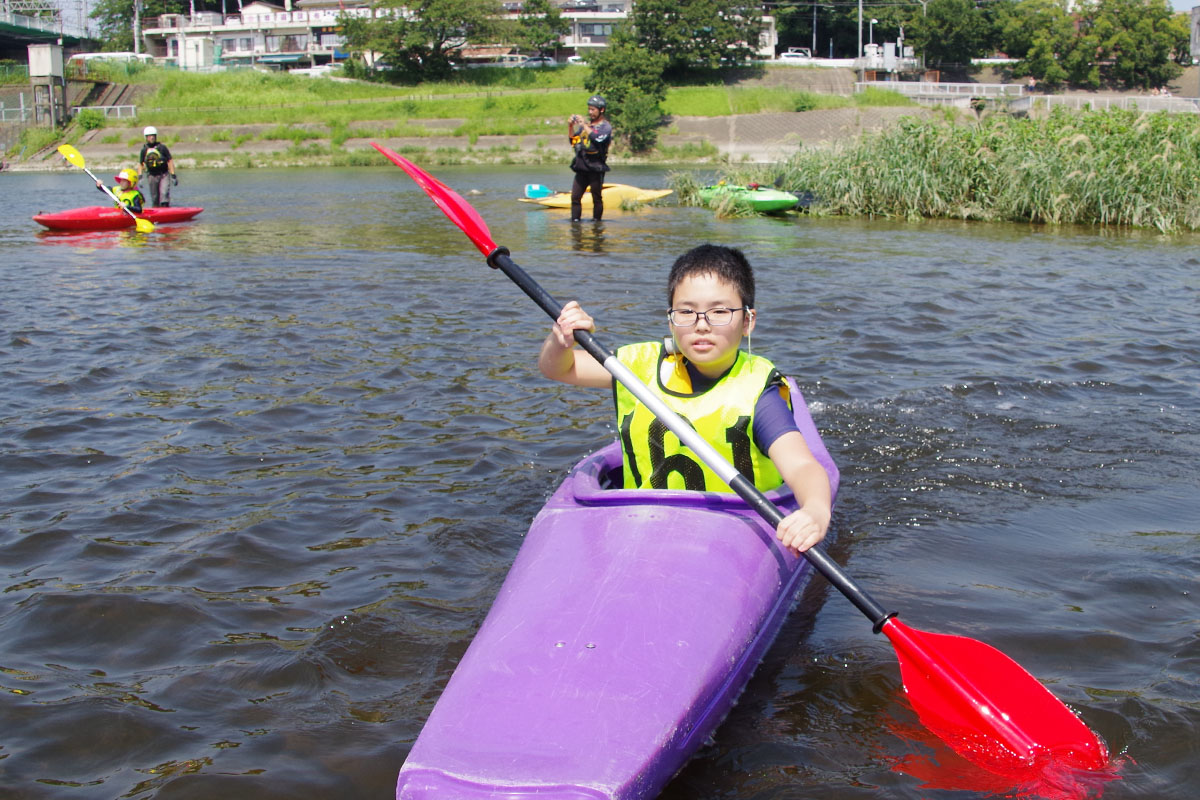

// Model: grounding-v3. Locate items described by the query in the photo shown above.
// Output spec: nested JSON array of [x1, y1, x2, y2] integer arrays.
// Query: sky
[[1173, 0, 1197, 11]]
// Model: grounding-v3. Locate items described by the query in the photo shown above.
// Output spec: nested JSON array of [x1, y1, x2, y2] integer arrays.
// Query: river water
[[2, 164, 1197, 799]]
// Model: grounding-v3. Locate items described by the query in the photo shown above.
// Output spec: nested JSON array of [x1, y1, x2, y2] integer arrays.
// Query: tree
[[906, 0, 990, 67], [91, 0, 190, 52], [1091, 0, 1183, 89], [584, 37, 668, 151], [624, 0, 763, 72], [341, 0, 505, 80], [996, 0, 1076, 86], [515, 0, 569, 57], [998, 0, 1185, 90]]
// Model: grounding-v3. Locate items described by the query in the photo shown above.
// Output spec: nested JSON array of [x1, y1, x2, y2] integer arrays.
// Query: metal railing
[[856, 81, 1026, 97], [1, 107, 33, 122], [72, 105, 139, 118], [1010, 94, 1200, 115], [0, 9, 88, 38]]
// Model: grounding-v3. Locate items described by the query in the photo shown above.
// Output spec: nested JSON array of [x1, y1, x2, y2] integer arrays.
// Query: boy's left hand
[[776, 508, 828, 554]]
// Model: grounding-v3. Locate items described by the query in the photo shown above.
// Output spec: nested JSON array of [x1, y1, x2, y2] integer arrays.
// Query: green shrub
[[76, 109, 107, 131], [618, 90, 665, 153]]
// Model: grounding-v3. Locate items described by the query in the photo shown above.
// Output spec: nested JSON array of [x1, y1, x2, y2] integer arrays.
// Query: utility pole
[[856, 0, 864, 80]]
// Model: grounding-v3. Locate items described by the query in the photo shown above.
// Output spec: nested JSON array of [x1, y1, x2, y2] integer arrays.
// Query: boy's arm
[[537, 300, 612, 388], [767, 430, 833, 553]]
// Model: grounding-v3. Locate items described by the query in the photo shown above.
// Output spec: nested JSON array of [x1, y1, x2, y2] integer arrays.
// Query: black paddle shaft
[[487, 247, 897, 633]]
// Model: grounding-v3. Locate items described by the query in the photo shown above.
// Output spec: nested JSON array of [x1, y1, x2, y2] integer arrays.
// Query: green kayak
[[697, 183, 799, 213]]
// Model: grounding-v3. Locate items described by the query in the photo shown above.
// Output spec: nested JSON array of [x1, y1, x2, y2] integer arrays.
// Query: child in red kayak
[[538, 243, 832, 554], [97, 169, 145, 213]]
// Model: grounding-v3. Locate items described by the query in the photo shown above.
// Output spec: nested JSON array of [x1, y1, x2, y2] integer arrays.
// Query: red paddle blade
[[371, 142, 497, 257], [883, 618, 1108, 779]]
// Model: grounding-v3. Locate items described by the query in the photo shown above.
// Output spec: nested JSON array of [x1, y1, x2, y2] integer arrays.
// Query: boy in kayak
[[538, 243, 832, 554], [97, 169, 145, 213]]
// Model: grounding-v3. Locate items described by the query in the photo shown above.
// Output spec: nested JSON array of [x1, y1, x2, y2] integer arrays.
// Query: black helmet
[[587, 94, 606, 110]]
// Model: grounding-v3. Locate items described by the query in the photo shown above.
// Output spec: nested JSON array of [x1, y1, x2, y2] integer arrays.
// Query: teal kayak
[[697, 183, 799, 213]]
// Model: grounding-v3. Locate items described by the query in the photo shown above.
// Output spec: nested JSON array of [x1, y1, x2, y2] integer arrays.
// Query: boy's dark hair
[[667, 244, 755, 308]]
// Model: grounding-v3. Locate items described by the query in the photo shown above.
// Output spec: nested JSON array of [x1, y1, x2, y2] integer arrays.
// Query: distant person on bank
[[567, 95, 612, 222], [138, 126, 177, 208]]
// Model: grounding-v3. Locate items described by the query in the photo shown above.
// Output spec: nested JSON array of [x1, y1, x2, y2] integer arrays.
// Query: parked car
[[566, 55, 587, 65], [779, 48, 813, 63], [522, 56, 557, 67], [292, 64, 338, 77]]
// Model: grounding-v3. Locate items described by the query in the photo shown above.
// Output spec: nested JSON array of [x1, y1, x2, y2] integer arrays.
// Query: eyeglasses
[[666, 306, 748, 327]]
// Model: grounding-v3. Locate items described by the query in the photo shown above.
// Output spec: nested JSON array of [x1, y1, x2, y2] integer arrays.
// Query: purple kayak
[[397, 378, 839, 799]]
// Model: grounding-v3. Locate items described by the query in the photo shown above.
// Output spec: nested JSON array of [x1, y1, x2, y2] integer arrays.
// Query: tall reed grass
[[775, 108, 1200, 233]]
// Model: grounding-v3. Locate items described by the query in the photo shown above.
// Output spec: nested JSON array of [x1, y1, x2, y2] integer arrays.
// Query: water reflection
[[35, 224, 203, 250], [569, 219, 606, 253]]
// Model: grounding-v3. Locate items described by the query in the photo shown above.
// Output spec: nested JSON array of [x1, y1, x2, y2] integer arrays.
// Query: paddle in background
[[371, 142, 1118, 798], [524, 183, 554, 199], [57, 144, 154, 234]]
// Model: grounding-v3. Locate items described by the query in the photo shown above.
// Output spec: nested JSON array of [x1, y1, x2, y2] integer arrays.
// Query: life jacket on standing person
[[570, 95, 611, 174], [139, 126, 173, 177]]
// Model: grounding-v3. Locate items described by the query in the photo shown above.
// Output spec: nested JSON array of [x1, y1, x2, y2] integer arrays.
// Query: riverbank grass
[[747, 108, 1200, 233]]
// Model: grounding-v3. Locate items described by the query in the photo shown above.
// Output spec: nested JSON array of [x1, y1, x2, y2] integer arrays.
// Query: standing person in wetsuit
[[138, 126, 177, 208], [567, 95, 612, 222]]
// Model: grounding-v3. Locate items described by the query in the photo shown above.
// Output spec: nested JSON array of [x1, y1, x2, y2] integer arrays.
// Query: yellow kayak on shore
[[519, 183, 673, 209]]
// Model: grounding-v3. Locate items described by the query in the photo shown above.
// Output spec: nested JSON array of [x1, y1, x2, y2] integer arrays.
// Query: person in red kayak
[[137, 126, 177, 207], [97, 168, 145, 213], [566, 95, 612, 222], [538, 243, 833, 554]]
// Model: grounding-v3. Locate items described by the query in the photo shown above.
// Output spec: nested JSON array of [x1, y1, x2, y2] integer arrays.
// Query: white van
[[68, 52, 156, 66]]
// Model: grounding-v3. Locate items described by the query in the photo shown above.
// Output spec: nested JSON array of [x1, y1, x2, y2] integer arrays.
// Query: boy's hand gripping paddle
[[371, 142, 1110, 786]]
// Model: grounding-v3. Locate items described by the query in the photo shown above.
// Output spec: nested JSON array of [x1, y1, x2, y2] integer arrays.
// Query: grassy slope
[[100, 65, 903, 135]]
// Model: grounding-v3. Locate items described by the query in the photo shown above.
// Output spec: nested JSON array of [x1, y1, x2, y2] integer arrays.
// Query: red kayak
[[33, 205, 203, 231]]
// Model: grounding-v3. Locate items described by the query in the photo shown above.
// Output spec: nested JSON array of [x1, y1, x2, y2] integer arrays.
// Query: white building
[[140, 0, 776, 70], [143, 0, 365, 68]]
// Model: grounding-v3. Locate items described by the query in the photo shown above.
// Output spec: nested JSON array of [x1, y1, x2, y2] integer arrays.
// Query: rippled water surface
[[2, 166, 1198, 799]]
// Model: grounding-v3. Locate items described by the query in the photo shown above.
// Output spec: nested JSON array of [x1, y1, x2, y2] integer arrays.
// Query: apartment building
[[140, 0, 776, 70]]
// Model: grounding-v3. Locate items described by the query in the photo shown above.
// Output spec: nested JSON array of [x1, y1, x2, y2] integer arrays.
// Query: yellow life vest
[[613, 341, 787, 492], [115, 187, 144, 210]]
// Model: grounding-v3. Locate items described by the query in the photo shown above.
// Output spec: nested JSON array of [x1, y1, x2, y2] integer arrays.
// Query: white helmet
[[144, 126, 158, 136]]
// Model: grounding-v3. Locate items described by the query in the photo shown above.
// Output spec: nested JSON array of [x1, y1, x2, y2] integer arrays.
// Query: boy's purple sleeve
[[752, 385, 800, 453]]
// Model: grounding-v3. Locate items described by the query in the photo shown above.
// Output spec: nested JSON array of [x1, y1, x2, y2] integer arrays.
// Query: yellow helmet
[[114, 168, 138, 184]]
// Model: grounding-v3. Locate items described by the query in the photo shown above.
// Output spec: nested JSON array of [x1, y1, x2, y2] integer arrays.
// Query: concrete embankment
[[11, 105, 934, 171]]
